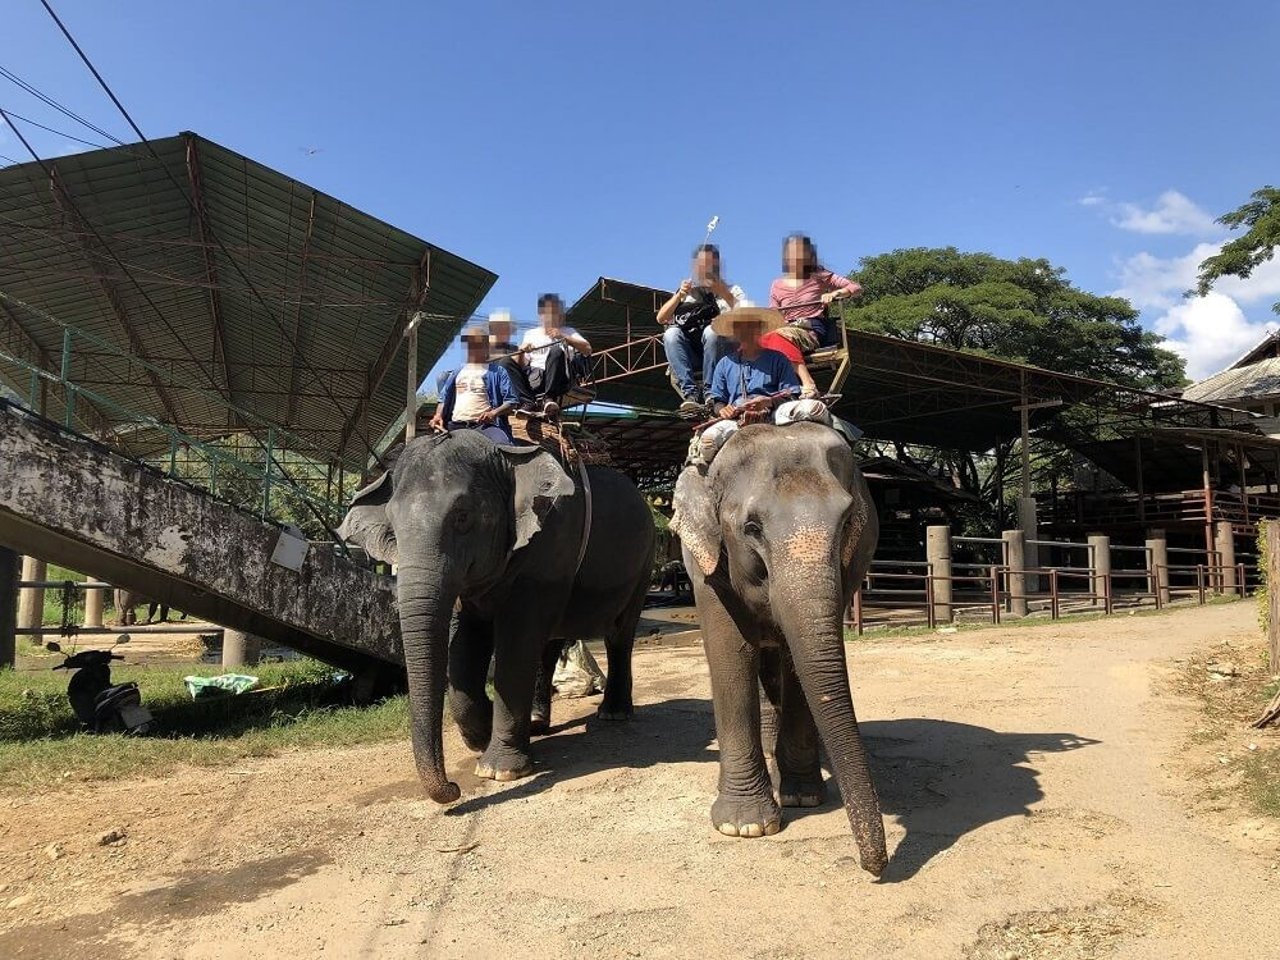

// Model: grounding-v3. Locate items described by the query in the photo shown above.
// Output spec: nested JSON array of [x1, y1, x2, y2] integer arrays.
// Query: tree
[[840, 247, 1187, 528], [1196, 186, 1280, 314]]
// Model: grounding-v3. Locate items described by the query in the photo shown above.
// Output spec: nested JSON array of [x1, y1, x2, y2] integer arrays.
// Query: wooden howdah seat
[[805, 315, 852, 395]]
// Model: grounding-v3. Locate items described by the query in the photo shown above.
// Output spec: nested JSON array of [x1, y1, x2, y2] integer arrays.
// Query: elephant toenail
[[765, 821, 780, 836], [718, 823, 737, 836], [743, 823, 762, 838]]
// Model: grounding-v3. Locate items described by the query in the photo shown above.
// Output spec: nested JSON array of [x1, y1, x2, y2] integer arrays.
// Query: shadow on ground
[[440, 697, 1097, 881]]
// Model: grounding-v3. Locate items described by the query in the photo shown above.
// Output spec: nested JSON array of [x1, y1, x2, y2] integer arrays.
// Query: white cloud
[[1079, 192, 1106, 207], [1152, 293, 1278, 380], [1111, 190, 1217, 235], [1112, 240, 1280, 380]]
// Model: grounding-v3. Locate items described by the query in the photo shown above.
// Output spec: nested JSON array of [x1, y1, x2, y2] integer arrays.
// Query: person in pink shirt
[[761, 234, 862, 397]]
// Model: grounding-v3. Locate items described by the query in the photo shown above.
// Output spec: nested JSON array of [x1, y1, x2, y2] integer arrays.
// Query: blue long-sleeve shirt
[[438, 363, 518, 432], [707, 348, 801, 408]]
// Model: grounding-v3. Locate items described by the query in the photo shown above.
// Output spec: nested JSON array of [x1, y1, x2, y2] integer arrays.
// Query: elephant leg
[[475, 619, 548, 782], [758, 647, 782, 760], [599, 580, 646, 720], [776, 650, 826, 808], [701, 595, 780, 838], [530, 639, 565, 735], [447, 607, 494, 753]]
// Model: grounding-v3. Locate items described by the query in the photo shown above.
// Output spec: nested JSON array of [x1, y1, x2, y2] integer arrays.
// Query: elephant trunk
[[396, 556, 460, 804], [777, 579, 888, 877]]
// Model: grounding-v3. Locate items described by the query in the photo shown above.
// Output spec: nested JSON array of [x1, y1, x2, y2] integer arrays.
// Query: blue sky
[[3, 0, 1279, 382]]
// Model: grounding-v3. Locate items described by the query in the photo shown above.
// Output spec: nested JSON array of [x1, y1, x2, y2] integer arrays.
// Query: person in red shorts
[[761, 233, 862, 398]]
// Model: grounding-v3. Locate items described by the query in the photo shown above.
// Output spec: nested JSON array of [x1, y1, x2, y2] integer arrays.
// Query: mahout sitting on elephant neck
[[670, 421, 888, 876]]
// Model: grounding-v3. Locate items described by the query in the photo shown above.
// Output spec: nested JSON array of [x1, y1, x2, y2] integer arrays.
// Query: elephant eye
[[743, 519, 763, 538], [453, 507, 473, 531]]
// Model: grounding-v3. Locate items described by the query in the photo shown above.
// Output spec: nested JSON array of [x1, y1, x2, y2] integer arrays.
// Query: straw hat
[[488, 309, 515, 328], [711, 304, 785, 338], [461, 324, 488, 342]]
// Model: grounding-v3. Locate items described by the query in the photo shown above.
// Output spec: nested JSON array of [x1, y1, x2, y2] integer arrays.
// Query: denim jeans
[[663, 324, 730, 400]]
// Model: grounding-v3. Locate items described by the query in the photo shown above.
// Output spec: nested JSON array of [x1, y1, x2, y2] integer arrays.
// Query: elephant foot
[[451, 697, 492, 753], [779, 774, 827, 808], [475, 748, 534, 783], [597, 697, 632, 722], [711, 791, 781, 838], [529, 714, 551, 736]]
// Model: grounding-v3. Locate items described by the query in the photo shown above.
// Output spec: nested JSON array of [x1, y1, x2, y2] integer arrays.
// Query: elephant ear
[[498, 445, 576, 551], [670, 466, 722, 577], [336, 471, 399, 565]]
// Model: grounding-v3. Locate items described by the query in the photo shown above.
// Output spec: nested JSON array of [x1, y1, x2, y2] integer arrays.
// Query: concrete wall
[[0, 403, 401, 674]]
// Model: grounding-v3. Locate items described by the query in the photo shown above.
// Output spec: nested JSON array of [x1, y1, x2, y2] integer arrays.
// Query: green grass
[[0, 655, 408, 791]]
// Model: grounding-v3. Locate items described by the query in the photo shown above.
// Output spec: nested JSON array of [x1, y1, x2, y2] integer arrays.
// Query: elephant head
[[338, 431, 574, 803], [670, 421, 886, 874]]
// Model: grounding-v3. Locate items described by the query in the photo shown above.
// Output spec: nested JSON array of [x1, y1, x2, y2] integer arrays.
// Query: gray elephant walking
[[339, 431, 655, 803], [671, 421, 887, 876]]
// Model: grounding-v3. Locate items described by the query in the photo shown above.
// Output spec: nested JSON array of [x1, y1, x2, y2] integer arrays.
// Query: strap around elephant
[[574, 456, 593, 576]]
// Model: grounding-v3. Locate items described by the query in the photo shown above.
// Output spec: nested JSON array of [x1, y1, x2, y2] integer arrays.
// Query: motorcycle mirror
[[45, 641, 62, 653]]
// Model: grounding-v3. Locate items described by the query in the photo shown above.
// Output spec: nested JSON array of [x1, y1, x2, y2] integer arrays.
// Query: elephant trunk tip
[[854, 823, 888, 878], [426, 780, 461, 804]]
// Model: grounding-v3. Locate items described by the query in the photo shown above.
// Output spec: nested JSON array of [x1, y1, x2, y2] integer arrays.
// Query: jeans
[[663, 324, 730, 401]]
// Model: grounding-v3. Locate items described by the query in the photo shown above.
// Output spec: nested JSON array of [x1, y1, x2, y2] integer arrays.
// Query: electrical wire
[[0, 63, 124, 146], [0, 106, 115, 150]]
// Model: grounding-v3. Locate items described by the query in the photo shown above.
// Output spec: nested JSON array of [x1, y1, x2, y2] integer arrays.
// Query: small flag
[[706, 215, 719, 234]]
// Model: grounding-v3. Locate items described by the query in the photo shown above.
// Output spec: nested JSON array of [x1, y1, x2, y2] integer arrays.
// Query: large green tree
[[846, 247, 1186, 387], [839, 247, 1187, 527], [1196, 185, 1280, 313]]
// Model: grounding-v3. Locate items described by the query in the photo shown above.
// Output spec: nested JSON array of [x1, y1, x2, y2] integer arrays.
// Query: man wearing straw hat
[[430, 325, 519, 443]]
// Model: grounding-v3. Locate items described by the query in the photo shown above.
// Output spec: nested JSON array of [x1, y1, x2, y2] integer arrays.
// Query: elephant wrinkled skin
[[338, 431, 655, 804], [671, 421, 887, 876]]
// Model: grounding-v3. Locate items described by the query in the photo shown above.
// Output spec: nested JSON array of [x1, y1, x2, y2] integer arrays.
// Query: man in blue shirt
[[430, 326, 518, 443], [706, 307, 801, 419]]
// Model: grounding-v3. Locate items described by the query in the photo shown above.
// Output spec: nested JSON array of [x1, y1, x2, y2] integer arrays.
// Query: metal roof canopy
[[0, 132, 496, 466], [567, 277, 1117, 451]]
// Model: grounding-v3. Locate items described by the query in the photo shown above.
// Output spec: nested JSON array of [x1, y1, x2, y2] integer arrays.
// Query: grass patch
[[0, 655, 407, 792]]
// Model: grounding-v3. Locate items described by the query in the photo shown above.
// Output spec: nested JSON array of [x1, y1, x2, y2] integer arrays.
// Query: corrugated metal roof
[[1181, 358, 1280, 406], [0, 131, 496, 466]]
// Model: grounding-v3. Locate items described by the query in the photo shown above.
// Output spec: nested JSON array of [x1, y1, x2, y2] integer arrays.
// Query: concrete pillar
[[0, 547, 18, 668], [1002, 528, 1028, 618], [926, 524, 952, 624], [82, 578, 105, 629], [1017, 496, 1040, 592], [16, 556, 46, 635], [222, 630, 263, 668], [1146, 535, 1170, 607], [1215, 521, 1237, 594], [1087, 534, 1111, 608]]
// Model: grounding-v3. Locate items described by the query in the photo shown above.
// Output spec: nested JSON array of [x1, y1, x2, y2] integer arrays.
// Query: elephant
[[113, 589, 182, 625], [338, 430, 655, 803], [670, 421, 887, 876]]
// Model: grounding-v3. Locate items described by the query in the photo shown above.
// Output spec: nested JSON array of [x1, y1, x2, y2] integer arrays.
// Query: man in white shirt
[[517, 293, 592, 419], [655, 245, 744, 415]]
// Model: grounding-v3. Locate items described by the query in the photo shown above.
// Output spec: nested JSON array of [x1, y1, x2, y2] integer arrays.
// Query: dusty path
[[1, 602, 1277, 959]]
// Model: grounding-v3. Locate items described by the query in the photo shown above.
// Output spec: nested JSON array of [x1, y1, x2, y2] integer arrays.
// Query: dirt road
[[2, 602, 1277, 959]]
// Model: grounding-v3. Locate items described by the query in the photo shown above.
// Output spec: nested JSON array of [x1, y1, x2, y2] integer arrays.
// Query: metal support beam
[[284, 192, 318, 426], [48, 164, 185, 425], [336, 251, 431, 459], [184, 134, 237, 420]]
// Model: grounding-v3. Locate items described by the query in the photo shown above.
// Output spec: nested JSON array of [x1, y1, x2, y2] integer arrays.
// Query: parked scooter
[[46, 635, 155, 735]]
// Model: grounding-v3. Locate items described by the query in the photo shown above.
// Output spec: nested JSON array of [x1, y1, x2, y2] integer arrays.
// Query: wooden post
[[405, 317, 420, 443], [1202, 442, 1216, 587], [222, 630, 262, 668], [0, 547, 18, 668], [1135, 436, 1147, 522], [1215, 521, 1237, 595], [1267, 521, 1280, 671], [1147, 535, 1170, 608], [1088, 534, 1111, 608], [1002, 528, 1027, 618], [926, 525, 952, 625]]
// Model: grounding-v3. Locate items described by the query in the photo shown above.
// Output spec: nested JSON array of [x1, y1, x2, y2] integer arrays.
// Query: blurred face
[[539, 299, 564, 328], [489, 320, 512, 343], [736, 321, 765, 350], [784, 238, 809, 277], [463, 335, 487, 360], [693, 250, 720, 284]]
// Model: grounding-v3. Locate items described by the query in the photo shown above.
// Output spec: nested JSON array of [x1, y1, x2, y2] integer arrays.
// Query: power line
[[0, 106, 115, 150], [0, 63, 123, 146]]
